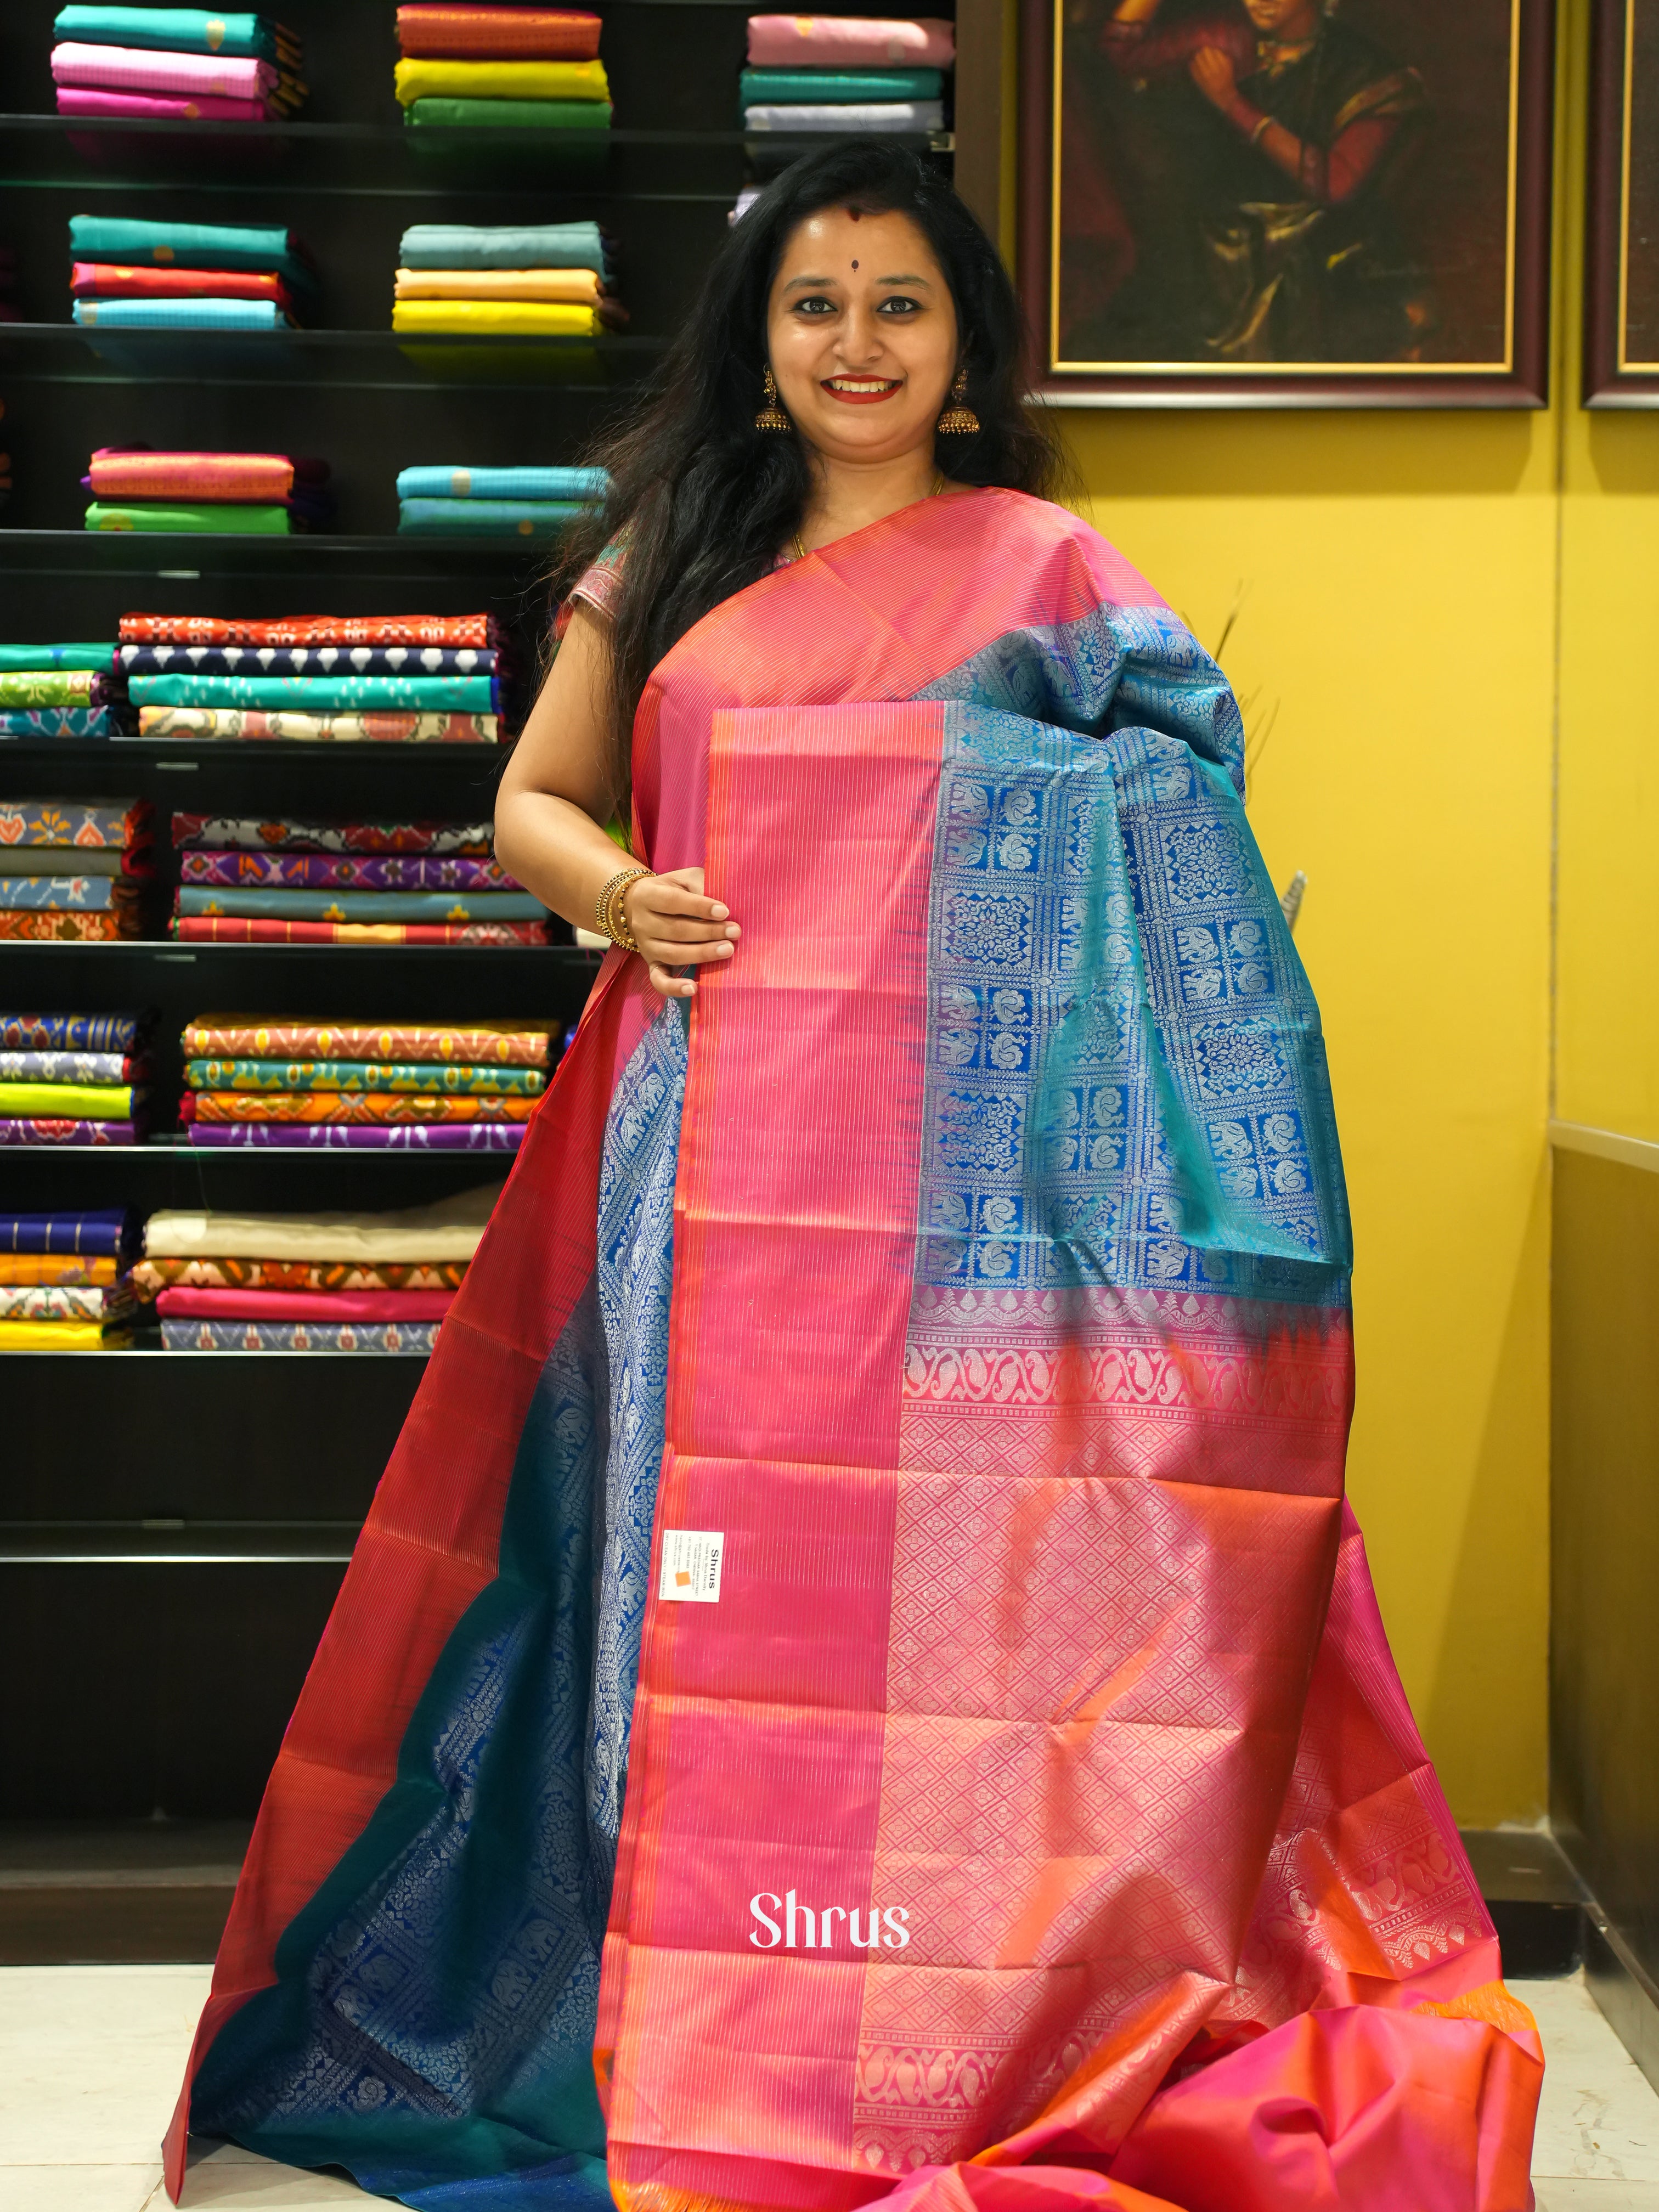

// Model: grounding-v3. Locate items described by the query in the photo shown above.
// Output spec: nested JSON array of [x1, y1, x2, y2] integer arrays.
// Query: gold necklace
[[793, 471, 946, 563]]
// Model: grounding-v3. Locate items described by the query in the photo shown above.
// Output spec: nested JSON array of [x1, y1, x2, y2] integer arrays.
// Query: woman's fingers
[[639, 934, 732, 966], [648, 962, 697, 1000]]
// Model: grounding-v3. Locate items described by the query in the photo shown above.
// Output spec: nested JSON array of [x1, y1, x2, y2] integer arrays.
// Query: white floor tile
[[1535, 2186, 1659, 2212], [1519, 1974, 1659, 2183], [172, 2143, 371, 2205], [5, 2166, 162, 2211], [0, 1965, 210, 2166]]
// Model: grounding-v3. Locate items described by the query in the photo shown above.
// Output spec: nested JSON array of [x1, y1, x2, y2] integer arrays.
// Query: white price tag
[[659, 1529, 724, 1604]]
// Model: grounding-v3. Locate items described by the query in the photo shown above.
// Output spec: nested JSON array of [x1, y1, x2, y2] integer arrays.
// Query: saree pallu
[[128, 615, 493, 649], [169, 815, 494, 854], [186, 1058, 546, 1095], [0, 1014, 140, 1053], [747, 14, 956, 67], [178, 849, 515, 890], [174, 887, 541, 922], [69, 217, 311, 281], [0, 1319, 131, 1349], [0, 712, 112, 738], [1, 709, 112, 738], [125, 645, 492, 676], [184, 1122, 525, 1152], [0, 1116, 136, 1143], [397, 223, 610, 272], [0, 911, 130, 941], [171, 917, 549, 945], [134, 1258, 468, 1294], [162, 1319, 438, 1353], [395, 7, 603, 60], [0, 1254, 121, 1286], [170, 489, 1538, 2212], [181, 1090, 537, 1126], [0, 797, 148, 847], [157, 1286, 455, 1323], [137, 674, 495, 713], [181, 1018, 557, 1065], [392, 56, 609, 105], [139, 709, 498, 746]]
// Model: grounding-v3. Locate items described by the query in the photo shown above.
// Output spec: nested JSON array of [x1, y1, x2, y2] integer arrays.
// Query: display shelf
[[0, 1523, 366, 1565], [0, 529, 588, 571]]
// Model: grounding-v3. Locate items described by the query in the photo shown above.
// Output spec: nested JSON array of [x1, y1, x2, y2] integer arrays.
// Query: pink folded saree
[[58, 86, 275, 121], [166, 488, 1538, 2212], [155, 1286, 456, 1323], [52, 42, 280, 99], [746, 13, 956, 68]]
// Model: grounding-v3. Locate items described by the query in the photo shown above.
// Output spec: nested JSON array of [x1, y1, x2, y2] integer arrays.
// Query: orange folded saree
[[167, 489, 1539, 2212]]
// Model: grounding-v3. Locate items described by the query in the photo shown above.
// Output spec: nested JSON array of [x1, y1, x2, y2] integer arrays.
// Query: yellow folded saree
[[392, 300, 600, 335], [392, 57, 609, 105], [393, 268, 604, 304], [0, 1320, 128, 1350]]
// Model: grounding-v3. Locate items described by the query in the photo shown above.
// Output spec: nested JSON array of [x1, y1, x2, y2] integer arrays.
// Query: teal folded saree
[[738, 67, 944, 103], [53, 8, 284, 58], [177, 887, 545, 922], [129, 673, 496, 710], [66, 217, 311, 286], [398, 499, 583, 538]]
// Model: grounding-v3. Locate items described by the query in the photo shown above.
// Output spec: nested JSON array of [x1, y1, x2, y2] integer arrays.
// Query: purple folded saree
[[0, 1118, 137, 1144], [182, 1123, 524, 1150]]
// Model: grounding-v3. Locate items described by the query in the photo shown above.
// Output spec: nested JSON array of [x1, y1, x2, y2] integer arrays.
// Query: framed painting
[[1018, 0, 1556, 405], [1585, 0, 1659, 401]]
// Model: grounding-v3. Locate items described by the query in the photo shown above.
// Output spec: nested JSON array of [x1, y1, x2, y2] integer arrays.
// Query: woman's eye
[[877, 295, 923, 315], [792, 295, 836, 315]]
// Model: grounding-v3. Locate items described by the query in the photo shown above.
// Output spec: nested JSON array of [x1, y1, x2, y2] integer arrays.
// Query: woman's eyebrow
[[876, 272, 932, 284], [782, 273, 839, 290]]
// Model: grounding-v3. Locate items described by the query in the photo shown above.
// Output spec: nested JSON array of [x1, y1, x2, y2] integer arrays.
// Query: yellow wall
[[1000, 4, 1601, 1824]]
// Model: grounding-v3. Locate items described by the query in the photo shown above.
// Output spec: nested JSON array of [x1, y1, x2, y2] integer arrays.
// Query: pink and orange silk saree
[[167, 489, 1541, 2210]]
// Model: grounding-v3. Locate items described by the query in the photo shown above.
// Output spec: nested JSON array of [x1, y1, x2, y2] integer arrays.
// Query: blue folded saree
[[128, 673, 497, 711], [177, 887, 545, 922], [398, 498, 583, 538], [67, 217, 312, 286], [0, 708, 111, 738], [396, 222, 610, 273], [0, 1205, 136, 1254], [0, 645, 110, 672], [53, 8, 284, 58], [394, 466, 606, 502], [75, 300, 291, 332]]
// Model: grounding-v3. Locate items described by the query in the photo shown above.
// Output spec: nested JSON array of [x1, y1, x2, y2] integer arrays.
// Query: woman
[[167, 143, 1538, 2210]]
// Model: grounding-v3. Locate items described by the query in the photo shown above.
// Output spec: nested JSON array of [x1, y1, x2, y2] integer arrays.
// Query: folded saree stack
[[51, 7, 308, 125], [86, 449, 333, 535], [176, 1013, 561, 1150], [393, 7, 610, 136], [393, 218, 620, 345], [123, 610, 502, 743], [69, 214, 313, 333], [397, 464, 608, 540], [0, 1010, 150, 1145], [0, 1204, 145, 1348], [168, 809, 550, 944], [143, 1180, 500, 1349], [742, 13, 951, 133], [0, 798, 152, 945], [0, 640, 121, 738]]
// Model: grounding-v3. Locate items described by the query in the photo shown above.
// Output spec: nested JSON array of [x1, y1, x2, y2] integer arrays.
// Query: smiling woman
[[167, 139, 1542, 2212]]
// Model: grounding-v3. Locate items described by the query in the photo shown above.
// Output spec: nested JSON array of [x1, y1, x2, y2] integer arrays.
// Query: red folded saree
[[89, 452, 300, 502], [170, 917, 548, 945], [72, 264, 297, 309], [124, 613, 495, 648], [167, 490, 1537, 2212], [155, 1286, 456, 1323], [396, 5, 603, 59]]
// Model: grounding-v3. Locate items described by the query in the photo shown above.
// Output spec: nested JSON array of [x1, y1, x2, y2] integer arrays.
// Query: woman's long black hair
[[551, 138, 1063, 806]]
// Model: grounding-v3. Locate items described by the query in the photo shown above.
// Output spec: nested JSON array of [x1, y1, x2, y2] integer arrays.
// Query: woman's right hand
[[624, 865, 740, 1000]]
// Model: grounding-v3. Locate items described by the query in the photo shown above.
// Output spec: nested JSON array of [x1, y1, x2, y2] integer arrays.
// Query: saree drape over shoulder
[[167, 490, 1540, 2211]]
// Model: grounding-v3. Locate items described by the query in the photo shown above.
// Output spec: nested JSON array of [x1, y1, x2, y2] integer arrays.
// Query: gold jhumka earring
[[754, 365, 791, 432], [936, 369, 980, 435]]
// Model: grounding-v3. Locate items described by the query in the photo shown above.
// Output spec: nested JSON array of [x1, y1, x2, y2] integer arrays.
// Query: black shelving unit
[[0, 0, 963, 1826]]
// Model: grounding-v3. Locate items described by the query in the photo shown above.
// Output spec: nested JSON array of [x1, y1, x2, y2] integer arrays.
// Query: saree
[[67, 216, 312, 281], [395, 8, 603, 61], [137, 710, 499, 745], [180, 1018, 557, 1064], [123, 644, 488, 674], [162, 1320, 438, 1354], [136, 674, 496, 713], [125, 616, 493, 648], [185, 1059, 546, 1094], [71, 264, 297, 303], [183, 1123, 525, 1151], [178, 850, 516, 890], [170, 918, 548, 945], [167, 490, 1538, 2211], [746, 15, 956, 67]]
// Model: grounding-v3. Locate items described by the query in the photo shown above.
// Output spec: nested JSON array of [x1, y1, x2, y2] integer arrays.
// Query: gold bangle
[[596, 865, 653, 952]]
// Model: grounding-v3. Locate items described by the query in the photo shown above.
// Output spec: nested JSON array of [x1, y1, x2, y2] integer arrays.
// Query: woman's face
[[1243, 0, 1321, 33], [765, 206, 959, 469]]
